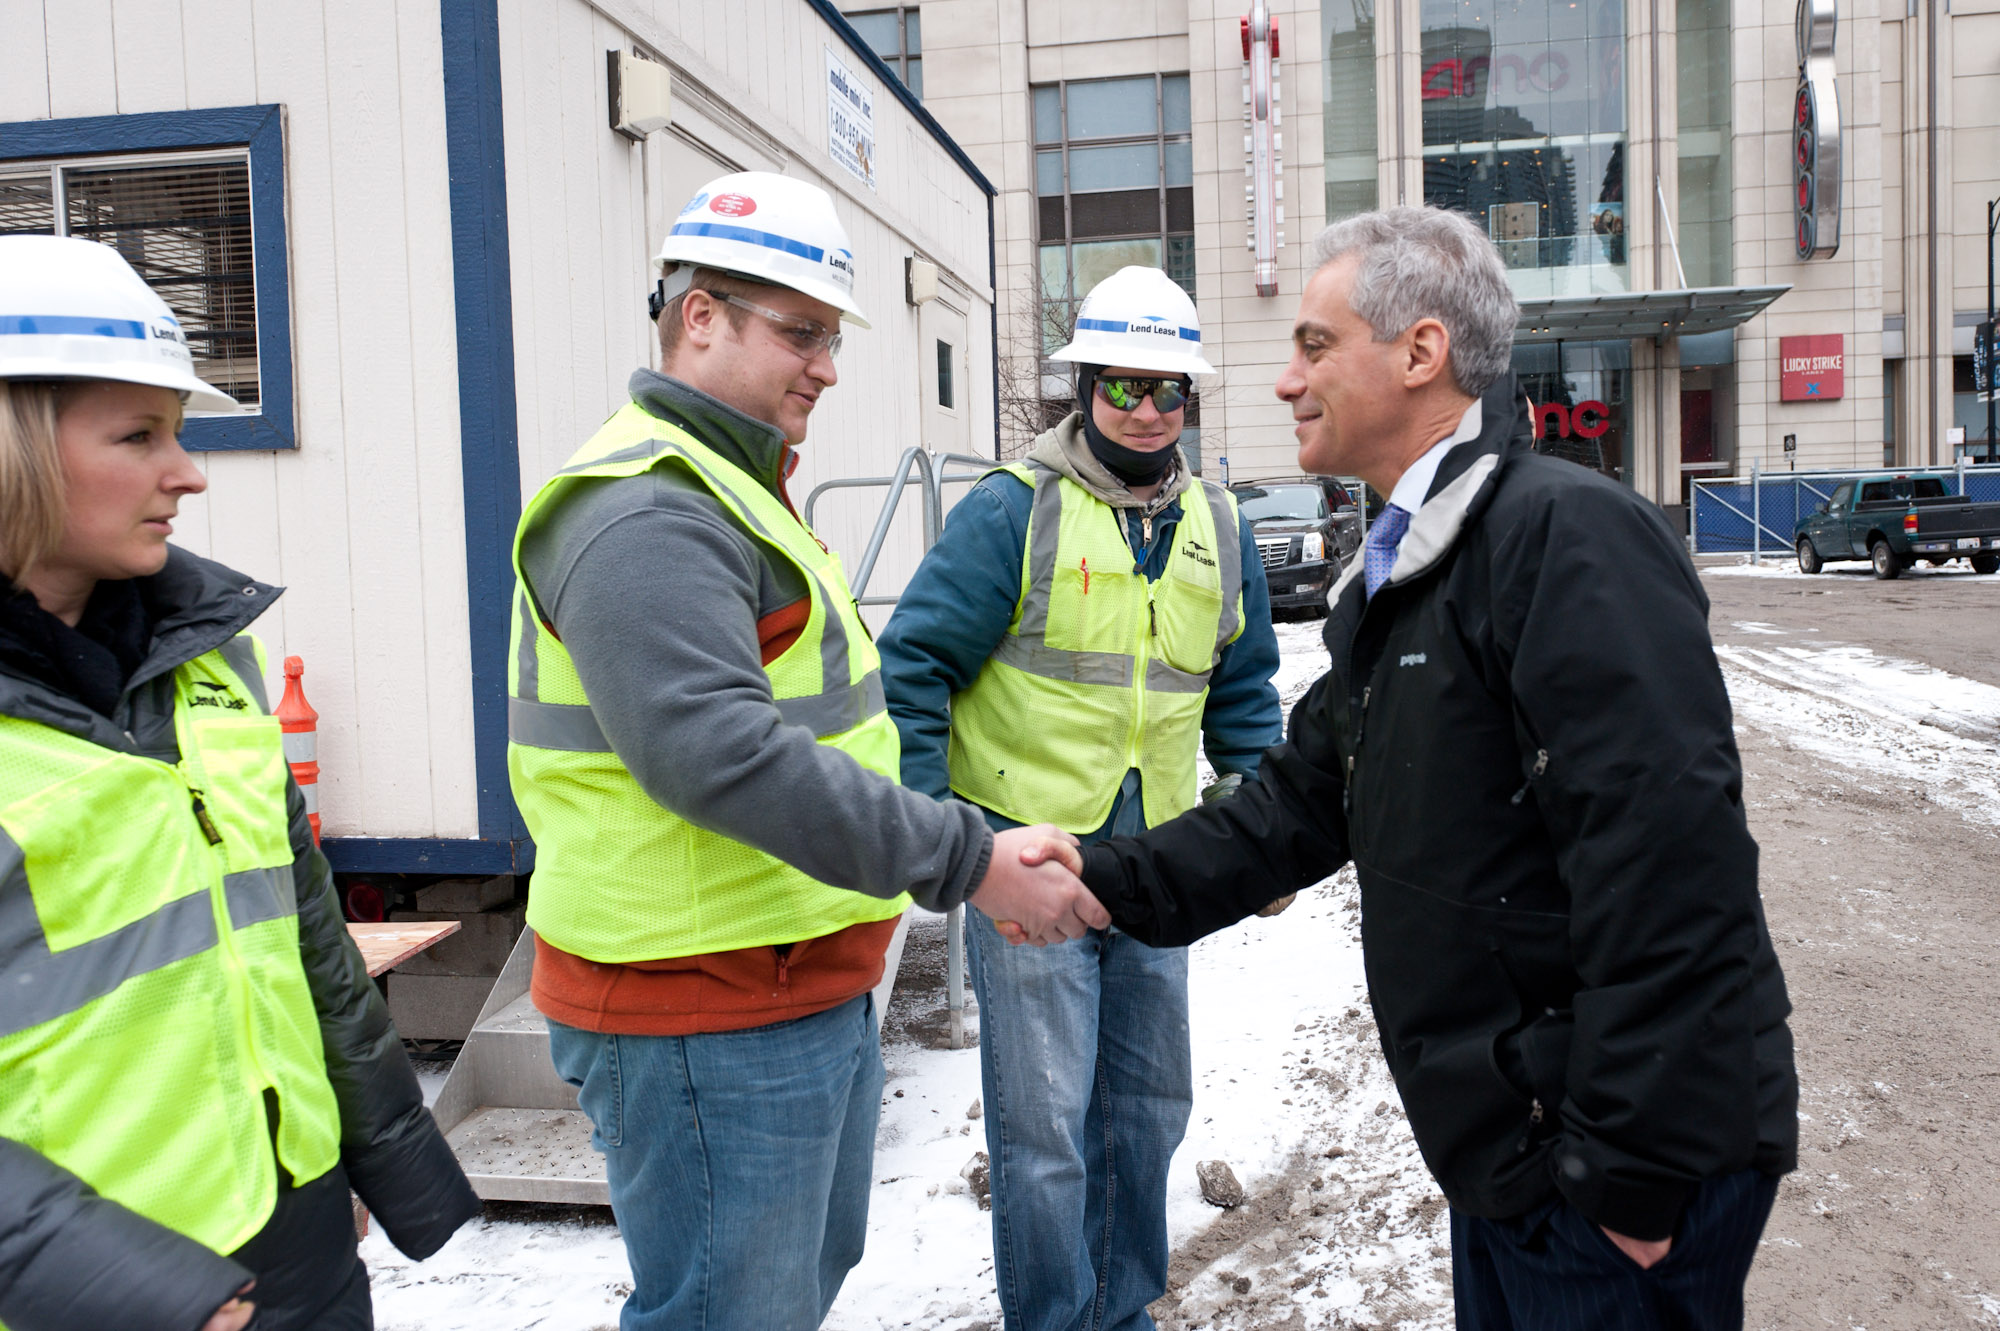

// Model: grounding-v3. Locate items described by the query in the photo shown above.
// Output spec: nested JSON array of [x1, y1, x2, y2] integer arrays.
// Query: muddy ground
[[1705, 564, 2000, 1330], [881, 564, 2000, 1330]]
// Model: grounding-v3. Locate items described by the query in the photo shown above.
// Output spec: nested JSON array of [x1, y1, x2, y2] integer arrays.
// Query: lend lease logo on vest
[[1779, 334, 1844, 401]]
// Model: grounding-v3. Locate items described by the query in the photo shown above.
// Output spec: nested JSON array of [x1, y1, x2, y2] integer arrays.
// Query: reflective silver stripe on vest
[[515, 436, 888, 747], [0, 827, 220, 1039], [1016, 467, 1065, 641], [1145, 658, 1211, 695], [560, 437, 665, 474], [991, 634, 1134, 687], [1197, 481, 1243, 659], [773, 670, 887, 738], [515, 591, 542, 701], [508, 697, 612, 752], [652, 442, 878, 727], [998, 467, 1141, 684], [217, 637, 270, 711], [224, 865, 297, 930]]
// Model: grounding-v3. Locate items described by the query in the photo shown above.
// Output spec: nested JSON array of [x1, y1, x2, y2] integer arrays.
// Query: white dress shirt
[[1386, 398, 1483, 517]]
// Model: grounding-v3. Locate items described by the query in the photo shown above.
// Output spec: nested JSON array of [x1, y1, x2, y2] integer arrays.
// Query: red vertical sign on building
[[1779, 334, 1845, 401]]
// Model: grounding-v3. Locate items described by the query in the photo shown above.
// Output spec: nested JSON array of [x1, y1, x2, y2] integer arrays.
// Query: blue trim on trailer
[[802, 0, 997, 200], [441, 0, 530, 866], [0, 104, 297, 452], [323, 837, 536, 876]]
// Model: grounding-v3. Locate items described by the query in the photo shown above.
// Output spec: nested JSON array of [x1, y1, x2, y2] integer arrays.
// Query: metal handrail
[[804, 445, 996, 1049]]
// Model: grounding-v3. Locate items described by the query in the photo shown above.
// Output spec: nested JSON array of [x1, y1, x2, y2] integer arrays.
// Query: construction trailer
[[4, 0, 998, 1196]]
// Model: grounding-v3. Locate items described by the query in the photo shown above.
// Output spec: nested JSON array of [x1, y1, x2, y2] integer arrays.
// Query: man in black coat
[[1038, 207, 1798, 1329]]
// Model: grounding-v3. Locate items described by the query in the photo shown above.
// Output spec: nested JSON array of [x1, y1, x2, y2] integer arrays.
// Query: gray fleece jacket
[[516, 370, 994, 917]]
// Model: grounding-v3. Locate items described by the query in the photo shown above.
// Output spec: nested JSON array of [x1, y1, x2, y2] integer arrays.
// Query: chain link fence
[[1691, 462, 2000, 556]]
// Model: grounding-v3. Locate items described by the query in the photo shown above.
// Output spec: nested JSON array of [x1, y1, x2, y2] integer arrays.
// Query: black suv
[[1229, 477, 1363, 616]]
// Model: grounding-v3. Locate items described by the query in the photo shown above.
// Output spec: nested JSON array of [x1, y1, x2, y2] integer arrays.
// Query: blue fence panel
[[1693, 482, 1756, 553], [1693, 473, 1851, 554], [1694, 465, 2000, 554]]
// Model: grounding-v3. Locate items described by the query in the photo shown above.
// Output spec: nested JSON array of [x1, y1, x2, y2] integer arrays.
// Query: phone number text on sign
[[826, 48, 876, 191]]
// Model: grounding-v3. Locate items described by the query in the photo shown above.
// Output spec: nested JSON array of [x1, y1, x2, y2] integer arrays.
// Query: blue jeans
[[967, 906, 1194, 1331], [1451, 1167, 1781, 1331], [547, 995, 884, 1331]]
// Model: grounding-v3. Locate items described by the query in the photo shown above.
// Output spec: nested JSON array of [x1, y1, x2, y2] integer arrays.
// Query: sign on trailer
[[826, 47, 876, 191]]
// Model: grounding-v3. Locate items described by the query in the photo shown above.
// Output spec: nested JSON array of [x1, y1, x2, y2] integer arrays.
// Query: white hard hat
[[653, 172, 870, 328], [0, 235, 239, 412], [1050, 266, 1215, 377]]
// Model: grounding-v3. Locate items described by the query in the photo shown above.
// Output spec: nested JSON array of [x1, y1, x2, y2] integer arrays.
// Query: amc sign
[[1779, 334, 1844, 401], [1532, 400, 1612, 439]]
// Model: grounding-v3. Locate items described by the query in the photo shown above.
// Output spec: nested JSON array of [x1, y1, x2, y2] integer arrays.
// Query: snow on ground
[[1701, 555, 1999, 581], [1705, 626, 2000, 830], [366, 610, 2000, 1330]]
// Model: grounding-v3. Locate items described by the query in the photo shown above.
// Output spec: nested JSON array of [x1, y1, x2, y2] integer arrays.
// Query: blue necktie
[[1363, 503, 1411, 599]]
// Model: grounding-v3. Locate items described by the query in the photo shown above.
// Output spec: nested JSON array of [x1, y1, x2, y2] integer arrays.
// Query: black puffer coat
[[1082, 375, 1797, 1241], [0, 547, 479, 1330]]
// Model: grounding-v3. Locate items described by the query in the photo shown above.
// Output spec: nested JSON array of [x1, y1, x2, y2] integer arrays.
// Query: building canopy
[[1514, 285, 1791, 344]]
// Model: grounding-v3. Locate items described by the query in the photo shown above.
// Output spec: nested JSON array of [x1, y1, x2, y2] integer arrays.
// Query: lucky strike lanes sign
[[1779, 334, 1845, 402]]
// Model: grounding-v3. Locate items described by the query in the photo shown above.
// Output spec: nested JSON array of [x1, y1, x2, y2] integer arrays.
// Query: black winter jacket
[[1082, 376, 1797, 1240], [0, 548, 480, 1331]]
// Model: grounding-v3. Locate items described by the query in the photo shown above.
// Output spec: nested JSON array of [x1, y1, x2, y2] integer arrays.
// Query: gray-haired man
[[1038, 206, 1799, 1330]]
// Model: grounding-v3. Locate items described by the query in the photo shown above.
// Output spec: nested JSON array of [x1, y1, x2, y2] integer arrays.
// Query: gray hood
[[1026, 411, 1193, 515]]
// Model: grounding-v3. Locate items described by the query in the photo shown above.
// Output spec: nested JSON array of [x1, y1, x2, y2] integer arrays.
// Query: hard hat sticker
[[824, 247, 855, 290], [709, 193, 758, 217], [678, 192, 711, 217]]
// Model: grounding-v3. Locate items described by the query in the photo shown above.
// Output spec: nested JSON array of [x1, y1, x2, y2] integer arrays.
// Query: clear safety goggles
[[719, 293, 843, 361]]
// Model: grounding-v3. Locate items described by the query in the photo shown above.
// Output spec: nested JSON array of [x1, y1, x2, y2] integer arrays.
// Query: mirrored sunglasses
[[1093, 375, 1190, 414]]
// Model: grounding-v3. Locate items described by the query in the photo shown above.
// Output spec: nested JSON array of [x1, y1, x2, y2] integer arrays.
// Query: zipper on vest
[[188, 790, 225, 846]]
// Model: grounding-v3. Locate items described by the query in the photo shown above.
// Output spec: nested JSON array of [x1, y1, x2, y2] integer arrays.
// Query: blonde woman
[[0, 236, 478, 1331]]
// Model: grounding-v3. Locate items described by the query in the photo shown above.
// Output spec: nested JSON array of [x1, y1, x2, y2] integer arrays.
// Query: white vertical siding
[[11, 0, 992, 847], [19, 0, 478, 839], [500, 0, 997, 608]]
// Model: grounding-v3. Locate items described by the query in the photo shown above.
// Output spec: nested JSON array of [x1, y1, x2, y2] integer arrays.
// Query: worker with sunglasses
[[507, 173, 1108, 1331], [879, 266, 1283, 1331]]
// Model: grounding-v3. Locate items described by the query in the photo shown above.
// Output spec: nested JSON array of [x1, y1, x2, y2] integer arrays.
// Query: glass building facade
[[1419, 0, 1630, 299], [1317, 0, 1752, 497]]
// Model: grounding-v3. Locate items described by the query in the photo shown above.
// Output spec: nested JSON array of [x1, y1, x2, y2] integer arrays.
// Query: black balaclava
[[1075, 364, 1179, 487]]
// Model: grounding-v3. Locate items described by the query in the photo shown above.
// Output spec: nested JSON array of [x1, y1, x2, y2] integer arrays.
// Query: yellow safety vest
[[948, 463, 1244, 832], [509, 403, 909, 962], [0, 636, 342, 1262]]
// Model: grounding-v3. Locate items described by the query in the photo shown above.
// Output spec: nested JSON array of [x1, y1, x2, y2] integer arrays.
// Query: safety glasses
[[1093, 374, 1190, 414], [718, 292, 844, 360]]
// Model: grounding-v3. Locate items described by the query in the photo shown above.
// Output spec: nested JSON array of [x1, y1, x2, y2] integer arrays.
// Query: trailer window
[[0, 106, 294, 450]]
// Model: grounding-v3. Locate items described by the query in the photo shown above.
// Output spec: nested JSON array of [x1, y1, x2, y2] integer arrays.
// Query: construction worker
[[878, 266, 1284, 1331], [507, 172, 1107, 1331], [0, 236, 480, 1331]]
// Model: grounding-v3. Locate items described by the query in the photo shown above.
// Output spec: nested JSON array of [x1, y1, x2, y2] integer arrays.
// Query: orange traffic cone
[[277, 655, 321, 844]]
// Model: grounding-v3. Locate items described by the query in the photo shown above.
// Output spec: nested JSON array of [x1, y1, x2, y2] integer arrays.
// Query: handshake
[[964, 825, 1105, 947]]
